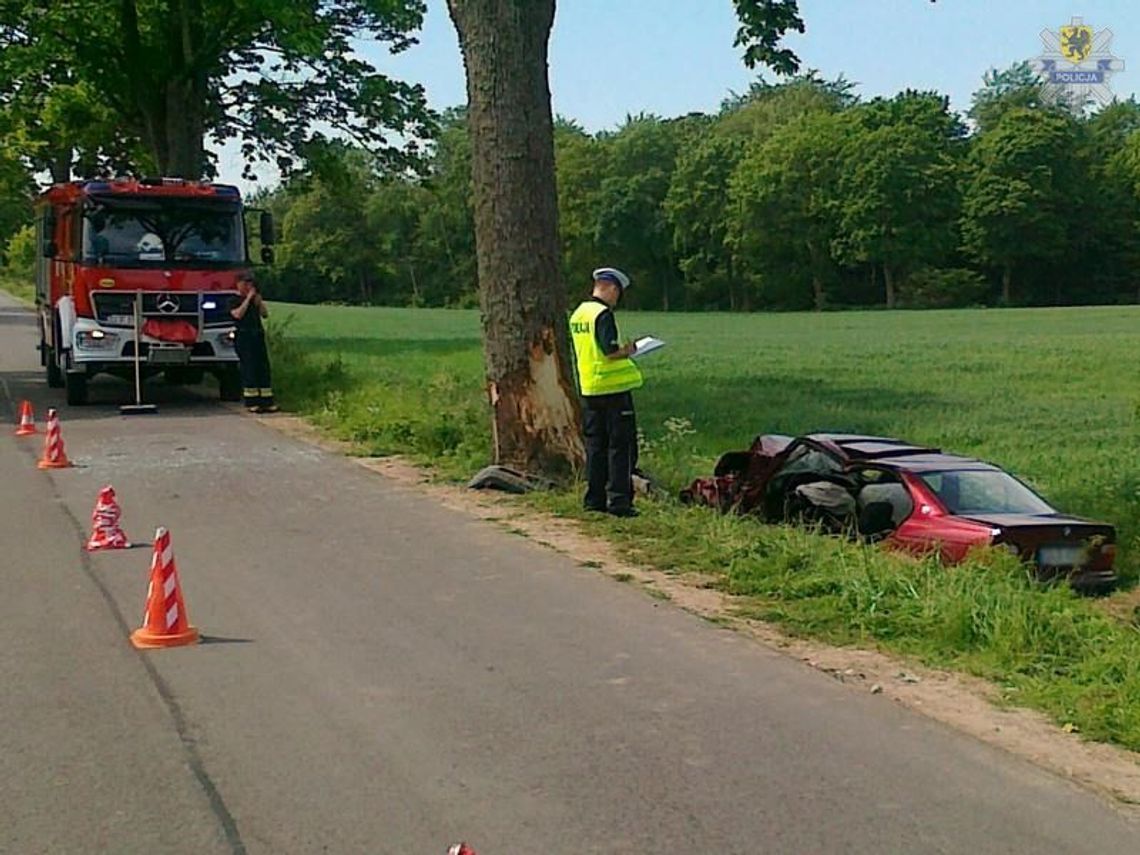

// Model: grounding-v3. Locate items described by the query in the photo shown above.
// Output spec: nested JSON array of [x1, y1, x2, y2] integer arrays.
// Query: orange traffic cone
[[447, 846, 477, 855], [14, 400, 36, 436], [36, 408, 72, 469], [130, 527, 199, 649], [85, 485, 132, 551]]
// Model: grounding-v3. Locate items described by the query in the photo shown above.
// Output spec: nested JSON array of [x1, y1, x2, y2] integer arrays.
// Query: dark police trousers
[[234, 329, 274, 408], [582, 391, 638, 513]]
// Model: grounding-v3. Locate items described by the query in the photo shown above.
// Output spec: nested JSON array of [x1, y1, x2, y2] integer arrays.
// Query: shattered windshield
[[82, 197, 245, 266], [921, 470, 1054, 516]]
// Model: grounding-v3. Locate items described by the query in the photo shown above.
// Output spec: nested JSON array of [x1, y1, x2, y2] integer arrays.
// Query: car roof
[[804, 433, 1001, 473]]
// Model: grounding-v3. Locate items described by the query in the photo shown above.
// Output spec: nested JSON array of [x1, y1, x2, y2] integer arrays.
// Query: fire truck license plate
[[148, 347, 190, 365]]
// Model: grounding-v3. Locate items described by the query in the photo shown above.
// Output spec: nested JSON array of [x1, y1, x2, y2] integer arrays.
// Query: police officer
[[230, 272, 277, 413], [569, 267, 642, 517]]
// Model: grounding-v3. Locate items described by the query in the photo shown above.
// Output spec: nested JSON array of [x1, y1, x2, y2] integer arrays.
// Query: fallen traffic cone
[[36, 408, 72, 469], [14, 400, 36, 436], [130, 527, 199, 649], [447, 846, 478, 855], [85, 485, 132, 551]]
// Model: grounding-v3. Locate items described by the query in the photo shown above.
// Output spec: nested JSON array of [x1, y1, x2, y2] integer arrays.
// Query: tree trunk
[[448, 0, 584, 476], [1001, 264, 1012, 306], [162, 0, 207, 178], [806, 239, 824, 311], [409, 263, 421, 307], [883, 264, 896, 310], [123, 0, 207, 178], [48, 149, 73, 183], [162, 80, 207, 178]]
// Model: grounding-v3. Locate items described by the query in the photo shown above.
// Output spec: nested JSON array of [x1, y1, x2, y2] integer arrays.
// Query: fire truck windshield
[[82, 196, 245, 267]]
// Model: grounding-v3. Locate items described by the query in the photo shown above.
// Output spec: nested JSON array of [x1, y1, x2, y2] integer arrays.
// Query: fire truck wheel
[[65, 372, 88, 406], [45, 347, 64, 388], [218, 367, 242, 402]]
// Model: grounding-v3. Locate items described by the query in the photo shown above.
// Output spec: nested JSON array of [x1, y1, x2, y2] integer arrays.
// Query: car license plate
[[1037, 544, 1083, 566], [148, 347, 190, 365]]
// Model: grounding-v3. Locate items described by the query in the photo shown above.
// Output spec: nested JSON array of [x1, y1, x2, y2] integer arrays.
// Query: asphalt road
[[2, 290, 1138, 854]]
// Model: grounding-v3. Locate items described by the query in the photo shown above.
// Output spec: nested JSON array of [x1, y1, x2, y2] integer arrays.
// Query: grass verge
[[0, 273, 35, 305], [267, 317, 490, 478]]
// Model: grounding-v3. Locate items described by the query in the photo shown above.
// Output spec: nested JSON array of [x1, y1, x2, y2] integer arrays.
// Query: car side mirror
[[259, 212, 275, 246], [260, 245, 275, 265]]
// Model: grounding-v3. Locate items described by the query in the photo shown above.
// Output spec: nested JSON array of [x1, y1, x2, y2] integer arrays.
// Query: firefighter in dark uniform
[[230, 272, 277, 413], [569, 267, 642, 517]]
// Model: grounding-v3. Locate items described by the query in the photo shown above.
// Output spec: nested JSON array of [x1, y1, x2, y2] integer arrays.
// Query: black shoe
[[608, 507, 639, 518], [584, 505, 607, 514]]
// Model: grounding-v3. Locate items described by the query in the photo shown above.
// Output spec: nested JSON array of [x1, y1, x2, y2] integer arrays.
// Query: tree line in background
[[243, 64, 1140, 312], [5, 63, 1140, 311]]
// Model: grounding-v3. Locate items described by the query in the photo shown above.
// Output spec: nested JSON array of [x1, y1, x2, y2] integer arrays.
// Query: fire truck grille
[[91, 292, 236, 328]]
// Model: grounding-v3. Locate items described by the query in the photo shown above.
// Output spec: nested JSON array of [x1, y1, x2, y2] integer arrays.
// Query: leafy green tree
[[0, 119, 33, 258], [554, 119, 608, 300], [666, 131, 748, 309], [1077, 101, 1140, 303], [834, 93, 964, 307], [593, 114, 683, 310], [667, 74, 855, 310], [0, 0, 433, 178], [727, 110, 851, 310], [413, 109, 477, 306], [960, 108, 1081, 304], [968, 62, 1050, 132]]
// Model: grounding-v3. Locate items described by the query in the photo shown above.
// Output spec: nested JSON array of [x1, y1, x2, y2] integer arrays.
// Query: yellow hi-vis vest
[[569, 301, 643, 396]]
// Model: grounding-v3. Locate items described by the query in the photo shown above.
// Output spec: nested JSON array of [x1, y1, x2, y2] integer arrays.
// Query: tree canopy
[[0, 0, 434, 178]]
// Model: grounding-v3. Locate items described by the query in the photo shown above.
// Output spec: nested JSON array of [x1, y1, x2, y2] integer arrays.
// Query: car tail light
[[1080, 541, 1116, 570]]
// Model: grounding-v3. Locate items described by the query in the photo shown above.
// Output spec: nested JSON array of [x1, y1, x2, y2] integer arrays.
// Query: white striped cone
[[37, 409, 71, 469], [130, 527, 198, 649]]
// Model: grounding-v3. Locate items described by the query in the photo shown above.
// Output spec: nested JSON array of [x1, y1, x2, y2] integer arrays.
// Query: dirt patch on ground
[[259, 414, 1140, 810]]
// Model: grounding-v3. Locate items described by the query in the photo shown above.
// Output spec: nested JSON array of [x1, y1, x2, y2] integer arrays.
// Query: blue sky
[[224, 0, 1138, 188]]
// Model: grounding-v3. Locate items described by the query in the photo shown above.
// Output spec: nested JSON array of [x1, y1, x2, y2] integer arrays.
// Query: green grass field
[[273, 302, 1140, 751]]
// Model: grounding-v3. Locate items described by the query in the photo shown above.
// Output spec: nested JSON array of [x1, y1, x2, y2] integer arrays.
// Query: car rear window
[[920, 470, 1053, 515]]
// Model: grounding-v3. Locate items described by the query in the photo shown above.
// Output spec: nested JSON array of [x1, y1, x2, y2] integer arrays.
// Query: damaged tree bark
[[447, 0, 584, 477]]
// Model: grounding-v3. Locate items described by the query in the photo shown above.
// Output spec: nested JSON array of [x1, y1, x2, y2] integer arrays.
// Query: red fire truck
[[33, 178, 274, 405]]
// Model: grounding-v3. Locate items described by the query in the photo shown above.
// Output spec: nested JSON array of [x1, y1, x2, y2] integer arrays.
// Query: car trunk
[[965, 513, 1116, 590]]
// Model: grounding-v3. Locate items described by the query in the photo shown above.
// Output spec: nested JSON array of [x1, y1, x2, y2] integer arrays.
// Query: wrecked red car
[[680, 433, 1116, 592]]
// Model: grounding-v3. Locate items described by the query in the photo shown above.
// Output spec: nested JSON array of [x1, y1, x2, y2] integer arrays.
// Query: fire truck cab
[[34, 178, 273, 405]]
